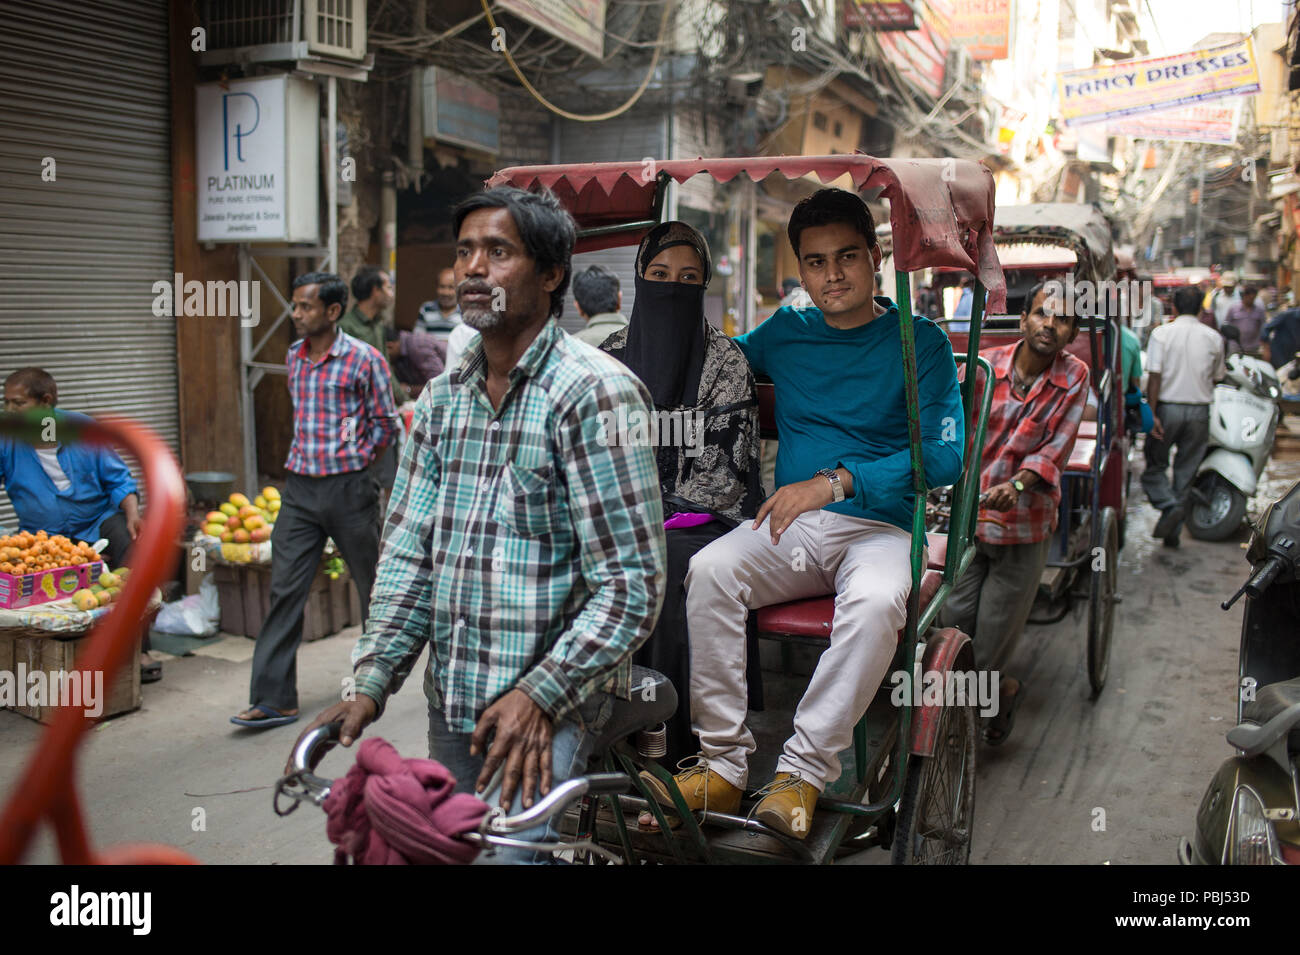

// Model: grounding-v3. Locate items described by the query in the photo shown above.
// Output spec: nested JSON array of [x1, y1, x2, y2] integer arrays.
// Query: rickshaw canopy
[[991, 203, 1116, 283], [487, 155, 1007, 312]]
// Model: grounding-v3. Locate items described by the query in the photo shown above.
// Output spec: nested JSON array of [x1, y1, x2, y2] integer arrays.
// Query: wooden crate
[[213, 561, 358, 640], [5, 630, 142, 724]]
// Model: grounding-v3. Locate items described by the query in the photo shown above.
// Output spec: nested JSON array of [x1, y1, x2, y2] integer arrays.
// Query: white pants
[[685, 510, 917, 791]]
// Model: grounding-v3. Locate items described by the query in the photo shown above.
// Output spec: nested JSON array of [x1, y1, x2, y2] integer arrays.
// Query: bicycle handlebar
[[288, 722, 631, 835]]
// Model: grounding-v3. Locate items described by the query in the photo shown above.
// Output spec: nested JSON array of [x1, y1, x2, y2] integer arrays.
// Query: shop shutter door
[[0, 0, 177, 534], [555, 115, 667, 334]]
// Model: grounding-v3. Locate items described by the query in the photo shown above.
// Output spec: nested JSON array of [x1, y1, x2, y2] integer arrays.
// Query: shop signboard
[[842, 0, 917, 31], [951, 0, 1010, 60], [195, 75, 320, 243], [877, 0, 953, 100], [496, 0, 607, 60], [1059, 37, 1260, 127], [423, 68, 500, 154], [1106, 101, 1242, 145]]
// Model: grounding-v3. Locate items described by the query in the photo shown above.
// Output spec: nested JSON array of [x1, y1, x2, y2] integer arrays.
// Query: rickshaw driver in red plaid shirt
[[292, 187, 667, 859], [939, 280, 1089, 747]]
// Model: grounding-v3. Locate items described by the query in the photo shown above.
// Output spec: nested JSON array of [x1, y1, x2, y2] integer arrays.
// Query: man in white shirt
[[1210, 271, 1241, 330], [1142, 285, 1227, 546]]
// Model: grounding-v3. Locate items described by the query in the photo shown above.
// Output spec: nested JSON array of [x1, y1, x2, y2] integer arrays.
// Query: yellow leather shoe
[[639, 757, 743, 816], [751, 772, 819, 840]]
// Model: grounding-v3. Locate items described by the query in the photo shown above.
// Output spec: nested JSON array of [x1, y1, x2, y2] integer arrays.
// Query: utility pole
[[1192, 144, 1206, 268]]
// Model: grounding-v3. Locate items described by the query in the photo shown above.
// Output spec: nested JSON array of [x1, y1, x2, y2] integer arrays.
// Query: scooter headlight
[[1227, 786, 1283, 865]]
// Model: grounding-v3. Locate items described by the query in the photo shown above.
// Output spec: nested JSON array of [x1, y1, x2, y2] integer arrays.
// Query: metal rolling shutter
[[0, 0, 176, 532], [555, 114, 667, 333]]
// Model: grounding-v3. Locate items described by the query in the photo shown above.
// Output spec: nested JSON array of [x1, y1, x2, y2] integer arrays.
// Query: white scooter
[[1187, 338, 1282, 541]]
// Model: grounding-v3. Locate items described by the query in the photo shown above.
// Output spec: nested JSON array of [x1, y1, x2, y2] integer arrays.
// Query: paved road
[[969, 453, 1300, 864], [2, 452, 1295, 865]]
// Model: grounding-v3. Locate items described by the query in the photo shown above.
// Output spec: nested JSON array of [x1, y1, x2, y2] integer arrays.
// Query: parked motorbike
[[1187, 334, 1281, 541], [1180, 479, 1300, 865]]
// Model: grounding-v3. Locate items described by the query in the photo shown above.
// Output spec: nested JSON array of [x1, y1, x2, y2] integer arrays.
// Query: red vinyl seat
[[1077, 419, 1097, 439], [1066, 436, 1097, 473], [755, 568, 944, 643]]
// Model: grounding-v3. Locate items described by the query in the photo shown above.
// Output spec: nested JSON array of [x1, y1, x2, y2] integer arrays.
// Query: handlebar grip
[[1245, 555, 1286, 600], [291, 720, 343, 774], [583, 773, 632, 796]]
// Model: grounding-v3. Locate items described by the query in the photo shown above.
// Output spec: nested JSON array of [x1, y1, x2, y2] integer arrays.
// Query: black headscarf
[[620, 221, 712, 408]]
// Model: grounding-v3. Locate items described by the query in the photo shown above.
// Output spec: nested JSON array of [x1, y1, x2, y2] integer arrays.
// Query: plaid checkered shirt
[[352, 320, 667, 732], [284, 331, 399, 476], [968, 342, 1089, 545]]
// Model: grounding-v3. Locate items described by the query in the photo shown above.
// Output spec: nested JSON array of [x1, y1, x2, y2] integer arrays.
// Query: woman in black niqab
[[599, 221, 764, 768]]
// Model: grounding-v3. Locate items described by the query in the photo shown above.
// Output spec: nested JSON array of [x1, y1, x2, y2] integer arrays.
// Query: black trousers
[[248, 469, 380, 710], [634, 522, 764, 767]]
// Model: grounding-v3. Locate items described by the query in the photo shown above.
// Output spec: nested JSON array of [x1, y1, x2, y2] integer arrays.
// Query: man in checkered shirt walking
[[233, 271, 398, 729]]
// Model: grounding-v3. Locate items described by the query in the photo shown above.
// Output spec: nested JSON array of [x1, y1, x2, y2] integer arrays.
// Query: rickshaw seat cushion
[[1066, 437, 1096, 473], [589, 665, 678, 754], [1077, 419, 1097, 439], [755, 569, 943, 642]]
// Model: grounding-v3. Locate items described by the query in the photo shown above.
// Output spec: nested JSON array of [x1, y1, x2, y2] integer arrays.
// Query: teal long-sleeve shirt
[[735, 298, 964, 532]]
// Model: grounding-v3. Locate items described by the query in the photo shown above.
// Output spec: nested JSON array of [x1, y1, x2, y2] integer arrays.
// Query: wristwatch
[[817, 468, 846, 503], [1011, 478, 1026, 494]]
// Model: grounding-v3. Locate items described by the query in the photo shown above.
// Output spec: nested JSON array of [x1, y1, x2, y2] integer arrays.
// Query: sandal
[[229, 704, 299, 729], [984, 678, 1025, 746], [140, 659, 162, 684]]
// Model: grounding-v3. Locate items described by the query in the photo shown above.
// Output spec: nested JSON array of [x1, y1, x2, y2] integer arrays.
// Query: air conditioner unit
[[304, 0, 365, 60], [202, 0, 366, 63]]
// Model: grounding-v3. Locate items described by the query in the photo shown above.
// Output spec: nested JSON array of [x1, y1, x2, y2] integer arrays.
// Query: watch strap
[[817, 468, 846, 503]]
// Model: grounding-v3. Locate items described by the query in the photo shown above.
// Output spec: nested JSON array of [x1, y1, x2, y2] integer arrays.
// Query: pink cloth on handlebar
[[663, 512, 713, 530], [323, 737, 490, 865]]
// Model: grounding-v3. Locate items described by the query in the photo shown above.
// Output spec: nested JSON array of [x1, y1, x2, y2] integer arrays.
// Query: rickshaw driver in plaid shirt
[[940, 280, 1088, 747], [293, 187, 667, 859]]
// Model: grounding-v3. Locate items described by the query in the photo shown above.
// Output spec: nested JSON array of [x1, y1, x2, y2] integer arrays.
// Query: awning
[[486, 155, 1007, 312]]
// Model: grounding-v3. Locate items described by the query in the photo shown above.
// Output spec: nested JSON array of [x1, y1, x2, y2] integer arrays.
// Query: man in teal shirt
[[642, 189, 964, 839]]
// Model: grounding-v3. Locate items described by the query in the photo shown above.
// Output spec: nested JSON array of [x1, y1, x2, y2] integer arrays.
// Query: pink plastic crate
[[0, 561, 104, 610]]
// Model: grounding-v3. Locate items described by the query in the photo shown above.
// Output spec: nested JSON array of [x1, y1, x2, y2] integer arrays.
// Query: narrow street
[[970, 451, 1300, 864], [3, 439, 1295, 865]]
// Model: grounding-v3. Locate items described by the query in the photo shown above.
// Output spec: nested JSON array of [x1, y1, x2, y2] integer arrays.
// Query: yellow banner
[[1059, 38, 1259, 127]]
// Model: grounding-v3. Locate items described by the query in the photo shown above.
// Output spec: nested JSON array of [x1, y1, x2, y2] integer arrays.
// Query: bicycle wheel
[[1086, 506, 1118, 697], [891, 697, 977, 865]]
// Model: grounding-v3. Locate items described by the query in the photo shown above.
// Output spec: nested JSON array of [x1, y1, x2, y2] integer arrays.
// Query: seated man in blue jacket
[[642, 189, 965, 839], [1, 367, 156, 677]]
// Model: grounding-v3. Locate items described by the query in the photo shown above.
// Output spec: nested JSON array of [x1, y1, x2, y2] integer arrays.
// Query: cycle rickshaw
[[934, 203, 1127, 697], [0, 154, 1006, 867], [468, 154, 1005, 864]]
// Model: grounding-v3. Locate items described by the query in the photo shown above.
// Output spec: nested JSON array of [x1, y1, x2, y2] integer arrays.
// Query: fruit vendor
[[1, 367, 161, 682], [0, 368, 140, 566]]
